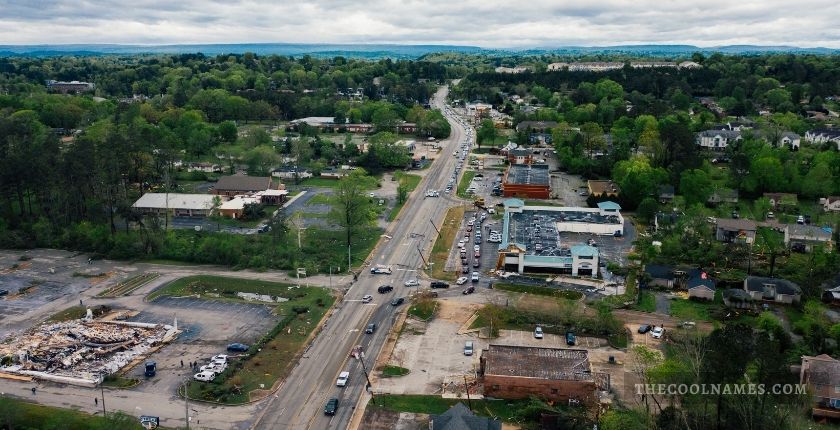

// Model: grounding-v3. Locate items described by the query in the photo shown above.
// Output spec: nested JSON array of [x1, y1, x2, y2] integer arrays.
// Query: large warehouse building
[[502, 164, 551, 199], [495, 199, 624, 276]]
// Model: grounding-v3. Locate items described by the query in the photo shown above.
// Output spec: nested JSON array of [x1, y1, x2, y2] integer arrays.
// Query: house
[[479, 344, 605, 404], [131, 193, 217, 218], [779, 132, 802, 149], [707, 188, 739, 205], [800, 354, 840, 419], [429, 403, 501, 430], [271, 167, 313, 180], [515, 121, 558, 144], [686, 270, 716, 300], [658, 185, 675, 203], [744, 276, 802, 304], [643, 264, 676, 289], [253, 189, 288, 206], [212, 175, 277, 198], [723, 288, 756, 309], [654, 211, 681, 232], [763, 193, 799, 211], [822, 197, 840, 212], [46, 80, 95, 94], [502, 164, 550, 199], [218, 196, 260, 219], [495, 66, 529, 74], [678, 61, 702, 69], [696, 130, 742, 149], [822, 286, 840, 306], [506, 148, 533, 165], [587, 180, 620, 198], [395, 122, 417, 134], [785, 224, 833, 252], [715, 219, 757, 244], [319, 168, 346, 179], [805, 129, 840, 149]]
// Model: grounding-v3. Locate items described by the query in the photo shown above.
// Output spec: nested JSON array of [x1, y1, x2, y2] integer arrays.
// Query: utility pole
[[348, 244, 352, 271], [429, 218, 441, 236], [358, 352, 376, 404], [100, 373, 106, 417], [463, 374, 473, 411], [184, 378, 190, 429], [416, 246, 428, 267]]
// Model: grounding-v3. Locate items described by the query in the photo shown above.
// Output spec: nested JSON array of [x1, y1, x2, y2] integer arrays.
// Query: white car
[[458, 240, 465, 249], [534, 326, 544, 339], [370, 266, 392, 274], [404, 279, 420, 287], [361, 294, 373, 303], [193, 371, 216, 382], [456, 276, 468, 285], [368, 192, 375, 198], [471, 272, 480, 282], [336, 371, 350, 387], [473, 245, 480, 252], [211, 354, 228, 362], [651, 326, 665, 339]]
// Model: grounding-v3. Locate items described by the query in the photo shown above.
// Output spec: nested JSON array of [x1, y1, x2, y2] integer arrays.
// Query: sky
[[1, 0, 838, 48]]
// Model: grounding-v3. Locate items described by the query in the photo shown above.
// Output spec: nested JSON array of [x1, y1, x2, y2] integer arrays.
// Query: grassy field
[[388, 172, 423, 221], [456, 171, 477, 199], [494, 283, 584, 300], [669, 298, 719, 322], [0, 397, 145, 430], [429, 206, 466, 282], [149, 276, 334, 404], [102, 375, 140, 388], [380, 365, 410, 377], [299, 176, 379, 189], [407, 299, 437, 321], [633, 291, 657, 313], [373, 394, 534, 424]]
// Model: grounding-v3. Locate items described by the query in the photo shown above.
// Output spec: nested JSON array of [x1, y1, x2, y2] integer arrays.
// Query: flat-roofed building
[[502, 164, 550, 199], [132, 193, 217, 217]]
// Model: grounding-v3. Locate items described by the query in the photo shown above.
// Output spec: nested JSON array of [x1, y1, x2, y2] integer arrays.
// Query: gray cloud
[[0, 0, 837, 47]]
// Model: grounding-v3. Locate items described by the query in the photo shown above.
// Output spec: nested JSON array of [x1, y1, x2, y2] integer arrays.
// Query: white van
[[193, 371, 216, 382]]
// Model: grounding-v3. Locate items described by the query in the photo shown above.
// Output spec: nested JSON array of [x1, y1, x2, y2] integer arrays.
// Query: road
[[251, 85, 472, 430]]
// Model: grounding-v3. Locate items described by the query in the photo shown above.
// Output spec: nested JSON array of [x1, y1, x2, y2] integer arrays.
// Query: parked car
[[361, 295, 373, 303], [0, 289, 8, 297], [336, 371, 350, 387], [462, 286, 475, 295], [456, 276, 468, 285], [370, 266, 392, 274], [472, 260, 480, 268], [404, 279, 420, 287], [637, 324, 651, 334], [391, 297, 405, 306], [193, 371, 216, 382], [471, 272, 480, 282], [651, 326, 665, 339], [377, 285, 393, 294], [534, 326, 544, 339], [566, 331, 576, 346], [365, 323, 376, 334], [144, 361, 157, 377], [430, 281, 449, 289], [324, 398, 339, 415], [473, 245, 480, 252], [462, 265, 469, 274], [464, 341, 474, 356], [226, 343, 249, 352]]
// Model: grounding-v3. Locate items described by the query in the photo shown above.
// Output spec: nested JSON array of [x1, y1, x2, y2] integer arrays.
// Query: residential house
[[780, 132, 802, 149], [822, 197, 840, 212], [763, 193, 799, 211], [800, 354, 840, 419], [252, 189, 288, 206], [643, 264, 676, 289], [515, 121, 558, 144], [212, 175, 277, 198], [687, 270, 716, 301], [654, 211, 681, 232], [822, 285, 840, 306], [744, 276, 802, 304], [479, 344, 605, 404], [429, 403, 501, 430], [805, 129, 840, 149], [696, 129, 742, 149], [587, 180, 620, 198], [707, 188, 739, 205], [723, 288, 755, 309], [715, 218, 757, 244], [131, 193, 217, 218], [271, 167, 313, 180], [319, 168, 346, 179], [46, 80, 95, 94], [507, 148, 533, 165], [658, 185, 675, 204], [785, 224, 833, 252], [495, 66, 529, 74]]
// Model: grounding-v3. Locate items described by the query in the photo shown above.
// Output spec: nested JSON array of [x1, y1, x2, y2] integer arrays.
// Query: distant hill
[[0, 43, 835, 59]]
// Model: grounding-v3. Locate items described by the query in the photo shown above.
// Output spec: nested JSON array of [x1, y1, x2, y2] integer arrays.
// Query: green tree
[[218, 120, 238, 143], [679, 169, 712, 206], [476, 119, 497, 148], [801, 162, 834, 198], [636, 197, 659, 224], [330, 171, 376, 256]]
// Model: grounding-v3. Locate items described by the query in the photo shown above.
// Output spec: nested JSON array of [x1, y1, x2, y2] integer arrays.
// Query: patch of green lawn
[[669, 299, 717, 322], [374, 394, 535, 424], [633, 291, 657, 313], [456, 171, 477, 199], [380, 365, 410, 377], [0, 397, 145, 430], [407, 299, 437, 321]]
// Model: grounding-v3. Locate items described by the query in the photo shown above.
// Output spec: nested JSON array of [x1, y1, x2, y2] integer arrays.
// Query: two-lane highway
[[252, 85, 473, 430]]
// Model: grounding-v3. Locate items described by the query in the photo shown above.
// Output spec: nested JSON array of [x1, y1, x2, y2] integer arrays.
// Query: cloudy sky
[[1, 0, 838, 48]]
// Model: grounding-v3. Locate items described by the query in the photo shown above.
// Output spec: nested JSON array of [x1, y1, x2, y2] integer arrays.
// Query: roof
[[744, 276, 802, 296], [587, 180, 620, 195], [291, 116, 335, 126], [503, 198, 524, 208], [570, 244, 598, 257], [215, 175, 273, 192], [802, 355, 840, 387], [515, 121, 558, 132], [505, 164, 550, 187], [723, 288, 753, 302], [787, 224, 832, 241], [482, 344, 593, 381], [597, 201, 621, 211], [132, 193, 216, 211], [807, 128, 840, 138], [698, 129, 742, 138], [220, 196, 259, 210], [687, 270, 716, 291], [645, 264, 675, 281], [430, 403, 501, 430], [716, 218, 757, 232]]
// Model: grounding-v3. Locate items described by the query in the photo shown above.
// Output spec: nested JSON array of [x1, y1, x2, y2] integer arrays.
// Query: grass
[[669, 298, 719, 322], [102, 374, 140, 388], [0, 397, 145, 430], [98, 272, 160, 297], [47, 305, 88, 322], [494, 282, 584, 300], [380, 365, 410, 377], [176, 276, 335, 404], [456, 170, 477, 199], [304, 193, 333, 206], [299, 177, 377, 189], [373, 394, 534, 424], [633, 291, 657, 313], [428, 206, 466, 282], [407, 299, 437, 321], [388, 172, 423, 221]]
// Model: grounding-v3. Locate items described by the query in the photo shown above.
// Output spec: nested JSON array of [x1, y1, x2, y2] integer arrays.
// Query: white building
[[805, 129, 840, 149], [696, 130, 742, 149], [132, 193, 217, 217]]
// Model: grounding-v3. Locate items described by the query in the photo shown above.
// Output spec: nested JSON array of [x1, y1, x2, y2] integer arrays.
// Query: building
[[715, 218, 757, 244], [805, 129, 840, 148], [218, 196, 260, 219], [131, 193, 217, 218], [800, 354, 840, 419], [779, 132, 802, 149], [46, 80, 95, 94], [654, 211, 681, 232], [272, 167, 313, 180], [658, 185, 675, 203], [212, 175, 277, 198], [496, 199, 624, 275], [743, 276, 802, 304], [822, 286, 840, 306], [822, 197, 840, 212], [687, 270, 716, 300], [515, 121, 558, 144], [785, 224, 833, 252], [344, 123, 373, 133], [707, 188, 739, 205], [253, 189, 289, 206], [723, 288, 756, 309], [643, 264, 676, 289], [696, 130, 742, 149], [502, 164, 550, 199], [494, 66, 529, 74], [429, 403, 501, 430], [763, 193, 799, 211], [479, 344, 605, 404], [506, 148, 533, 165], [587, 180, 620, 198], [396, 122, 418, 134], [678, 61, 702, 69]]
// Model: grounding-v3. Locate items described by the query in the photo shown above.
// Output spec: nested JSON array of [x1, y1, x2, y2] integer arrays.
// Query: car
[[471, 271, 480, 282], [336, 371, 350, 387], [404, 279, 420, 287], [462, 286, 475, 295], [377, 285, 393, 294], [362, 294, 373, 303], [462, 265, 469, 274], [651, 326, 665, 339], [466, 225, 472, 232], [368, 192, 375, 198], [144, 361, 157, 377], [370, 266, 392, 274], [324, 398, 339, 415], [472, 260, 480, 268], [430, 281, 450, 289], [797, 215, 805, 224], [566, 331, 576, 345], [458, 240, 465, 248], [464, 341, 474, 356], [461, 257, 468, 265], [534, 243, 543, 251], [456, 276, 468, 285], [766, 211, 775, 219], [474, 237, 481, 244], [365, 323, 376, 334], [474, 251, 480, 258], [473, 245, 480, 252], [0, 289, 8, 297], [637, 324, 651, 334], [534, 326, 543, 339], [391, 297, 405, 306], [212, 354, 229, 362], [226, 343, 249, 352], [731, 211, 740, 219], [193, 371, 216, 382]]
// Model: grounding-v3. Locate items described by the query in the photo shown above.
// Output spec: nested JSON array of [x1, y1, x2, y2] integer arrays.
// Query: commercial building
[[502, 164, 550, 199], [496, 199, 624, 275], [212, 175, 278, 198], [479, 344, 606, 404], [132, 193, 217, 217]]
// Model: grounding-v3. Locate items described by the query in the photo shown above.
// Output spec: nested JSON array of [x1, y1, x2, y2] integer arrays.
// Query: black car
[[472, 260, 480, 268], [324, 398, 338, 415], [565, 331, 576, 346], [227, 343, 249, 352], [430, 281, 449, 289], [365, 323, 376, 334], [391, 297, 405, 306], [637, 324, 651, 334], [0, 289, 8, 297], [462, 266, 469, 274], [462, 286, 475, 295], [377, 285, 393, 294]]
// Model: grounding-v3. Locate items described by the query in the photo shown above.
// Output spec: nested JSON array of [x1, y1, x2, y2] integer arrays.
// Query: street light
[[182, 376, 191, 429]]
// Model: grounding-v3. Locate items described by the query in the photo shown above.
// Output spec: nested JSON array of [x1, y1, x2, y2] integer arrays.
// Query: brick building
[[502, 164, 550, 199], [212, 175, 277, 198]]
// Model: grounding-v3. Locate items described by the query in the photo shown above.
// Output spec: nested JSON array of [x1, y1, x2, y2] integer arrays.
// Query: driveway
[[654, 292, 671, 315]]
